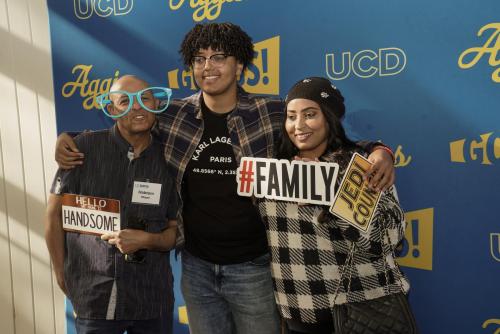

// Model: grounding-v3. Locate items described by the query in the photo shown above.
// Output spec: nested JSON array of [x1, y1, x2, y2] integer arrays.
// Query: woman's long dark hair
[[276, 103, 358, 160]]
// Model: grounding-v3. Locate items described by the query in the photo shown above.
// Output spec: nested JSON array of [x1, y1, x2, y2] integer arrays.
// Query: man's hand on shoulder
[[365, 148, 395, 192], [55, 133, 84, 169]]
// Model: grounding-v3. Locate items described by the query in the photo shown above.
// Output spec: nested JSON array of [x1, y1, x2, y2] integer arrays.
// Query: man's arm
[[55, 133, 84, 169], [55, 120, 166, 170], [366, 148, 395, 192], [356, 140, 395, 192], [101, 220, 178, 254], [44, 194, 67, 295]]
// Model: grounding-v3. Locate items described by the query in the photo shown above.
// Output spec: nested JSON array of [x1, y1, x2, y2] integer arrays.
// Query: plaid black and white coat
[[257, 147, 410, 324]]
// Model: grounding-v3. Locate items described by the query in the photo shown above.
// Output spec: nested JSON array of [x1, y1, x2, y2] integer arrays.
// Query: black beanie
[[285, 77, 345, 118]]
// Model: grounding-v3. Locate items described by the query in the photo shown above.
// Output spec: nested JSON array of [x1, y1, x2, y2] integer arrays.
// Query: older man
[[44, 75, 178, 334]]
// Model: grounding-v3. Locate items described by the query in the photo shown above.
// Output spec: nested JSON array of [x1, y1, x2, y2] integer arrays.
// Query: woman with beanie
[[257, 77, 412, 334]]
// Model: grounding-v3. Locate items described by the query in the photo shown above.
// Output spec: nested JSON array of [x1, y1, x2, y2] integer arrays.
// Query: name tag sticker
[[329, 153, 382, 232], [132, 181, 162, 205], [62, 194, 120, 235]]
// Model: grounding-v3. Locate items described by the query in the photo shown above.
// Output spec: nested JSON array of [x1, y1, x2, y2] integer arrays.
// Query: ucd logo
[[168, 36, 280, 95], [62, 65, 120, 110], [169, 0, 242, 22], [397, 208, 434, 271], [458, 23, 500, 83], [325, 47, 406, 80], [450, 132, 500, 165], [74, 0, 134, 19]]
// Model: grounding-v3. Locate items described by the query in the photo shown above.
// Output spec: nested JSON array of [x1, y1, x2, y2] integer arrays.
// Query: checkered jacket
[[257, 148, 410, 324], [153, 87, 284, 249]]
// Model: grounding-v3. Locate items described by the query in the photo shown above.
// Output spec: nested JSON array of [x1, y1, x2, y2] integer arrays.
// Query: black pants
[[286, 319, 334, 334]]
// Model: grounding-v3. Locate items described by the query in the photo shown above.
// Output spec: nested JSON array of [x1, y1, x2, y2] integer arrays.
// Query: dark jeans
[[75, 316, 172, 334], [180, 251, 281, 334]]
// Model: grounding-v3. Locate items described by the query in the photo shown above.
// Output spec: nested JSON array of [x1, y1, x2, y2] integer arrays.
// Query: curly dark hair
[[179, 22, 254, 70]]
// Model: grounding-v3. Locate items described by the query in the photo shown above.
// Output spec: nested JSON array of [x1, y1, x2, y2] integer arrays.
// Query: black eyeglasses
[[191, 54, 231, 69]]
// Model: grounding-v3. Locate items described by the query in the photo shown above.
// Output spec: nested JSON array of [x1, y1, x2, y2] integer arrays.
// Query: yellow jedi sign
[[329, 153, 381, 232]]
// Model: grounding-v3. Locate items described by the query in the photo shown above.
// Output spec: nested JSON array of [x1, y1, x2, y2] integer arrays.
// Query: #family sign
[[236, 157, 339, 205]]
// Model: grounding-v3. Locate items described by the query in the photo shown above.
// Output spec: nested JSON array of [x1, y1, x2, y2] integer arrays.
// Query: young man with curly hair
[[164, 23, 283, 333], [56, 22, 395, 334]]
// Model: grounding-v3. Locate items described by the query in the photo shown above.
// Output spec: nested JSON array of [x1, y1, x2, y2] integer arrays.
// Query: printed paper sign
[[132, 181, 162, 205], [62, 194, 120, 235], [236, 157, 339, 205], [329, 153, 382, 232]]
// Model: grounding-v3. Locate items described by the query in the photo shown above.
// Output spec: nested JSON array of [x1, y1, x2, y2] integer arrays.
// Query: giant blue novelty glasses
[[96, 87, 172, 119]]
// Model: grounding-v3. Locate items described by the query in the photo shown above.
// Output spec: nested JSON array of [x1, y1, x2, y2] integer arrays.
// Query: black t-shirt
[[182, 101, 268, 264]]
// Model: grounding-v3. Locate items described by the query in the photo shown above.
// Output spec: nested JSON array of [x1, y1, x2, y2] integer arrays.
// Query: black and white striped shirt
[[258, 148, 410, 325]]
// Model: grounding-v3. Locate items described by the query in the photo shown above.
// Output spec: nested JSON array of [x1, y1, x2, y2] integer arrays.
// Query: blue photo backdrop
[[47, 1, 500, 333]]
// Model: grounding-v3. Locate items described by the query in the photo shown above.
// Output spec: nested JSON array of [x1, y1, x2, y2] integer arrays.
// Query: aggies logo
[[169, 0, 243, 22], [458, 23, 500, 83], [61, 65, 120, 111]]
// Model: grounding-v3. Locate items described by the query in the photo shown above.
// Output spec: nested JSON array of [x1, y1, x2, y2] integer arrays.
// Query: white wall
[[0, 0, 63, 333]]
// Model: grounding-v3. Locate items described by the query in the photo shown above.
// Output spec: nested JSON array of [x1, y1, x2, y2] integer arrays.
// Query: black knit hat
[[285, 77, 345, 118]]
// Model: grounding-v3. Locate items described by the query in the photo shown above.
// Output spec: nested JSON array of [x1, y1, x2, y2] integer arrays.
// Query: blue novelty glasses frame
[[96, 87, 172, 119]]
